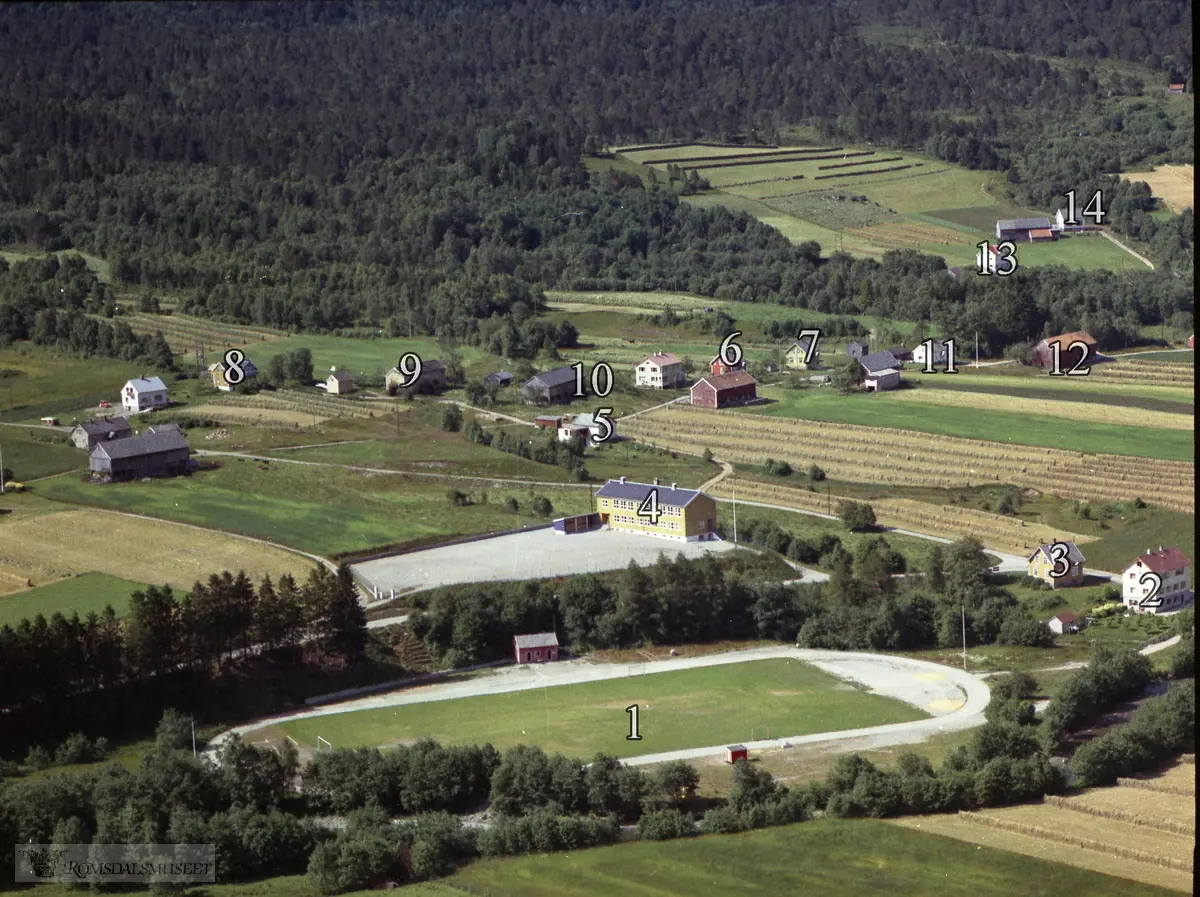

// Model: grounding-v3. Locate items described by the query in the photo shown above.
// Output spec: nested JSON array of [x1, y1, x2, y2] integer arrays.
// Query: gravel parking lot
[[353, 528, 740, 595]]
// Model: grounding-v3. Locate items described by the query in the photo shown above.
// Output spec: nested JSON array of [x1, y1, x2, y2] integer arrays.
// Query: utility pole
[[191, 718, 197, 758], [974, 331, 979, 369], [961, 606, 967, 671], [0, 441, 5, 495]]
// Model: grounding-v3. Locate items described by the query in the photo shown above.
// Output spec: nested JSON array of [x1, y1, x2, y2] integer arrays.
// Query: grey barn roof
[[514, 632, 559, 649], [858, 351, 902, 375], [524, 366, 577, 388], [997, 217, 1051, 230], [595, 479, 704, 508], [1030, 542, 1087, 565], [91, 427, 189, 461], [77, 417, 130, 436]]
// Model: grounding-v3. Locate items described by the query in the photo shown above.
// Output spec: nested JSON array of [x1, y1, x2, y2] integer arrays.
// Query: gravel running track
[[211, 646, 990, 763]]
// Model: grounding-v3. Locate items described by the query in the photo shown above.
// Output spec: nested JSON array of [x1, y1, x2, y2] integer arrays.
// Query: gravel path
[[211, 645, 990, 760]]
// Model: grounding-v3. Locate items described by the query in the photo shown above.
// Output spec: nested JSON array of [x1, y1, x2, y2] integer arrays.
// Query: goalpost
[[750, 726, 770, 742], [317, 736, 332, 752]]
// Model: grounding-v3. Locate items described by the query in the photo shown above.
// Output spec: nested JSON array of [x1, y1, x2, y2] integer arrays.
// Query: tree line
[[0, 566, 367, 758]]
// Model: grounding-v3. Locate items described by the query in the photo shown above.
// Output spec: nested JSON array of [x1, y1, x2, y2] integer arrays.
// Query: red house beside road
[[514, 632, 560, 664]]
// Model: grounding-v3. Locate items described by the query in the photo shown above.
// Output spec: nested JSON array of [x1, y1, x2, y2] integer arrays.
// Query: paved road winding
[[210, 645, 990, 764]]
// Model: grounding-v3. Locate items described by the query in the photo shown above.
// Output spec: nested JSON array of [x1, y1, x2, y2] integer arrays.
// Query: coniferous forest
[[0, 1, 1192, 360]]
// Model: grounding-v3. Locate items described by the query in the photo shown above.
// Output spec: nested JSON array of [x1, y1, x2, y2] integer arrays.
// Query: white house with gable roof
[[121, 376, 169, 414]]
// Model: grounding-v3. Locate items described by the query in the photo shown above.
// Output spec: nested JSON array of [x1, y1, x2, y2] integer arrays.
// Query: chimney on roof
[[653, 478, 660, 486], [1159, 545, 1164, 552], [619, 476, 626, 484], [671, 482, 677, 490]]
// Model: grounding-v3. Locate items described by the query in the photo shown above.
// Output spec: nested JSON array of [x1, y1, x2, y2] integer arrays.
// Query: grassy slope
[[751, 387, 1192, 461], [36, 460, 593, 556], [0, 572, 146, 625], [0, 426, 84, 480], [234, 335, 492, 382], [0, 348, 143, 422], [279, 659, 927, 757]]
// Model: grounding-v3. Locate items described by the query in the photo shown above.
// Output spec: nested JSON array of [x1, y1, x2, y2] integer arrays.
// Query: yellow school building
[[595, 477, 718, 542]]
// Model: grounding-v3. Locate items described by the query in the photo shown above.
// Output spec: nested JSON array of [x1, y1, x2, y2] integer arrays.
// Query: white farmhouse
[[857, 351, 901, 392], [1122, 547, 1192, 614], [121, 376, 169, 414], [634, 352, 686, 389], [911, 339, 950, 367]]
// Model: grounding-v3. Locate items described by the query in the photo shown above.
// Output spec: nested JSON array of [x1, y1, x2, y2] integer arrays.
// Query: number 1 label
[[626, 704, 642, 740]]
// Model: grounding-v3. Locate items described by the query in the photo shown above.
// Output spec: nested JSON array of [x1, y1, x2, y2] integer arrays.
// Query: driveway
[[212, 645, 989, 760], [351, 527, 741, 595]]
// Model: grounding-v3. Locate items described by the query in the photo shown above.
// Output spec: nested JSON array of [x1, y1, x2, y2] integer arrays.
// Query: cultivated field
[[280, 659, 925, 758], [895, 762, 1195, 892], [622, 404, 1195, 512], [889, 387, 1192, 431], [711, 478, 1095, 557], [120, 311, 287, 355], [186, 403, 331, 425], [0, 572, 146, 624], [1093, 359, 1194, 387], [0, 507, 315, 586], [215, 389, 382, 420], [1121, 164, 1195, 213]]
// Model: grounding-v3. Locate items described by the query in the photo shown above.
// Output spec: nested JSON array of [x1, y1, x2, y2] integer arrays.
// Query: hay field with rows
[[891, 760, 1195, 892], [622, 404, 1194, 512], [1093, 359, 1194, 387], [1121, 164, 1195, 214], [710, 477, 1094, 557], [216, 389, 383, 420], [888, 387, 1192, 431]]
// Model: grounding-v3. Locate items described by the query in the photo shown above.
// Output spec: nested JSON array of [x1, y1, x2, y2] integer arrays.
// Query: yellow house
[[595, 477, 718, 542], [1028, 541, 1087, 588], [785, 336, 820, 370]]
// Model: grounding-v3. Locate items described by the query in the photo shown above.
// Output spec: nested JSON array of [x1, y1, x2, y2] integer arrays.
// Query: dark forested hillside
[[0, 1, 1192, 355]]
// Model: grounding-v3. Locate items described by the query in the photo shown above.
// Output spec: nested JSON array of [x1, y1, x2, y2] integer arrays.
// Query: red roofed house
[[1032, 331, 1098, 371], [1123, 547, 1192, 614], [1167, 83, 1186, 95], [709, 354, 746, 376], [690, 371, 757, 409], [514, 632, 560, 664], [1047, 612, 1080, 635]]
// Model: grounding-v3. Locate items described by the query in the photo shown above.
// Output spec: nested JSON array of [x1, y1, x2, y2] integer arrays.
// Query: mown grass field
[[920, 374, 1193, 413], [0, 245, 113, 282], [0, 572, 146, 625], [751, 386, 1192, 461], [0, 505, 314, 587], [0, 347, 142, 422], [1128, 351, 1194, 364], [279, 659, 926, 758], [232, 335, 493, 385], [1121, 163, 1194, 214], [36, 460, 594, 557], [0, 426, 84, 480]]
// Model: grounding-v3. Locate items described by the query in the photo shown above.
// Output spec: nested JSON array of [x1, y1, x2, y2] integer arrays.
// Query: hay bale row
[[1043, 795, 1195, 836]]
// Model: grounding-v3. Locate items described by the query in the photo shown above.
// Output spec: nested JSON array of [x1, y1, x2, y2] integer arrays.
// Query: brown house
[[514, 632, 560, 664], [1032, 331, 1098, 371], [690, 371, 757, 409]]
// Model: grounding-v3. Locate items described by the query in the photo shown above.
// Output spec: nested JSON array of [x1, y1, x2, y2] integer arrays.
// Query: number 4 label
[[637, 489, 661, 525]]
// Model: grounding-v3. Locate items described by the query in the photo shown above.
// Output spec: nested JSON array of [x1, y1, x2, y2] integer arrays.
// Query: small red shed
[[725, 744, 748, 764], [514, 632, 560, 664], [1188, 334, 1194, 349], [690, 371, 758, 409], [535, 415, 567, 429], [709, 355, 746, 376]]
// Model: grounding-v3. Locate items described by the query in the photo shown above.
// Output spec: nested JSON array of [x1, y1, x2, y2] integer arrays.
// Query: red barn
[[514, 632, 559, 664], [725, 745, 748, 764], [690, 371, 757, 409], [1032, 330, 1098, 371]]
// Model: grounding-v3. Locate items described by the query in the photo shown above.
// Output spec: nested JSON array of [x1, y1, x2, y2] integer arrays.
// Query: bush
[[997, 615, 1056, 647], [441, 404, 463, 432], [530, 495, 553, 517], [447, 488, 471, 506], [763, 458, 792, 477], [837, 500, 876, 531], [699, 806, 744, 834], [504, 496, 519, 513], [23, 745, 52, 770], [636, 809, 695, 841], [53, 733, 110, 766], [807, 464, 826, 482], [1071, 680, 1195, 787]]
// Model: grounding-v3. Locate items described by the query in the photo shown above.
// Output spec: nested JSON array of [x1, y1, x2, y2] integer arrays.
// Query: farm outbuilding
[[708, 354, 746, 376], [535, 414, 567, 430], [326, 369, 356, 394], [725, 745, 748, 764], [70, 416, 133, 450], [995, 217, 1052, 242], [846, 340, 869, 358], [1032, 331, 1097, 371], [857, 351, 901, 392], [513, 632, 560, 664], [1048, 613, 1080, 635], [522, 367, 577, 405], [89, 425, 190, 481], [690, 371, 757, 409], [553, 512, 601, 535]]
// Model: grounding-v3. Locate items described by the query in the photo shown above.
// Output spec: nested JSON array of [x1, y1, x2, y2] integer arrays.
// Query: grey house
[[70, 417, 133, 450], [846, 340, 870, 358], [90, 425, 190, 481], [521, 367, 578, 405]]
